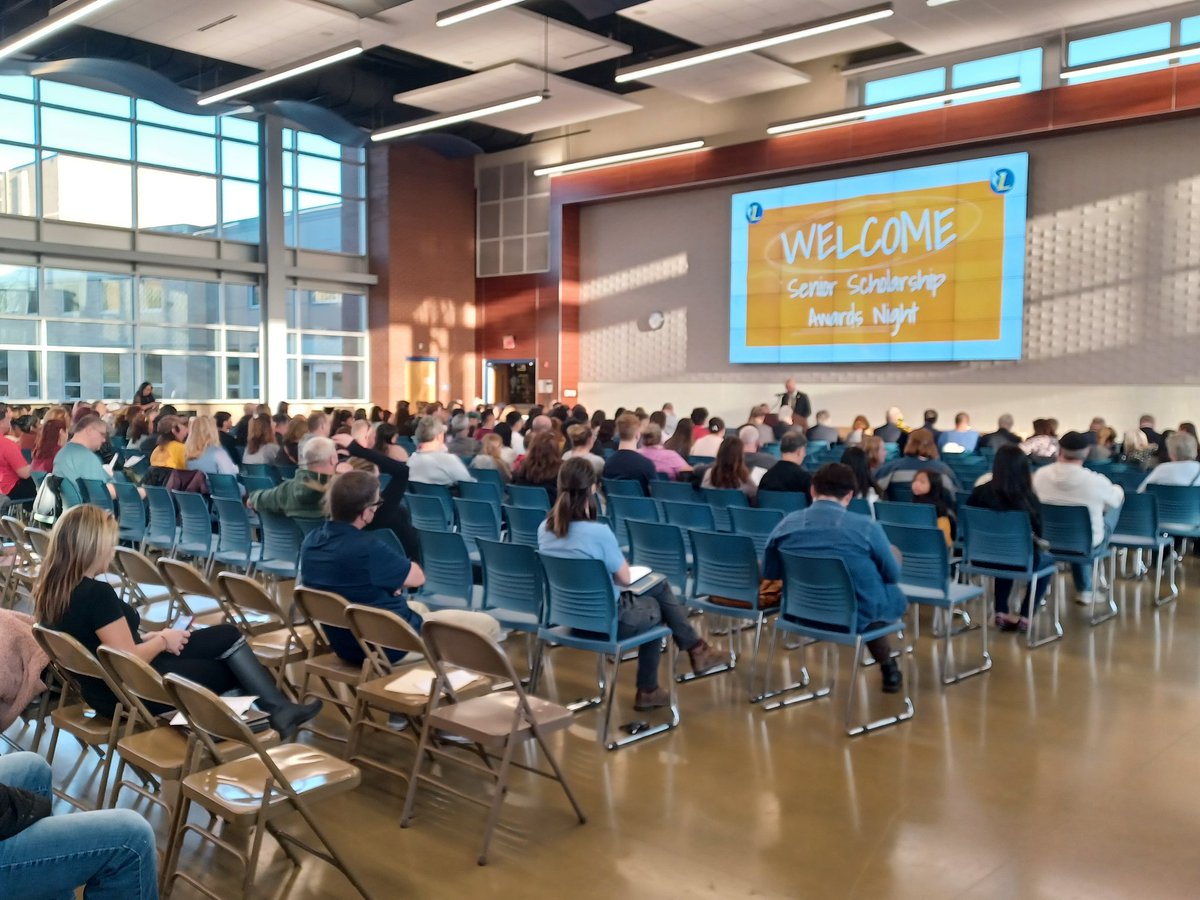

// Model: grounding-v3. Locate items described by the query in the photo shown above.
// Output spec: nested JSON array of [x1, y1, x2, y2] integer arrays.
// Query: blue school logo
[[746, 202, 764, 223], [990, 168, 1016, 194]]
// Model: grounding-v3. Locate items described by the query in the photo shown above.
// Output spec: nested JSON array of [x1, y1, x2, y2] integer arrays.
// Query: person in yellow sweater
[[149, 414, 190, 469]]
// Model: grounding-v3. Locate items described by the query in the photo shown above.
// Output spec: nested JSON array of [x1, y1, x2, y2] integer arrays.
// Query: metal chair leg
[[1027, 574, 1063, 649]]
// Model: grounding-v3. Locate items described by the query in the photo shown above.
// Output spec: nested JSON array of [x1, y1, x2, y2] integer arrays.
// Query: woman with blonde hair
[[35, 505, 319, 736], [184, 414, 237, 476], [241, 413, 281, 465], [470, 433, 512, 483]]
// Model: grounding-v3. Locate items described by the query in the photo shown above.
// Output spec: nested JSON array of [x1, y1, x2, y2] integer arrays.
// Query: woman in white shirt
[[1139, 432, 1200, 491]]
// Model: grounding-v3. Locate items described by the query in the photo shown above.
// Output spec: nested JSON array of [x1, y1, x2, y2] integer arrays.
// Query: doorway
[[485, 360, 535, 407], [405, 357, 438, 407]]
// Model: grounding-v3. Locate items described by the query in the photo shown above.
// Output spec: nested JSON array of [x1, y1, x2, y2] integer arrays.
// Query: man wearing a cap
[[1032, 431, 1124, 605]]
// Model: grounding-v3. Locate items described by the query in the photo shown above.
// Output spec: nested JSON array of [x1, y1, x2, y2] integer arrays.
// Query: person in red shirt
[[0, 403, 35, 503]]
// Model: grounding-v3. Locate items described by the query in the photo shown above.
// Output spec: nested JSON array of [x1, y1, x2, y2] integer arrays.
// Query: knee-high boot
[[222, 640, 322, 739]]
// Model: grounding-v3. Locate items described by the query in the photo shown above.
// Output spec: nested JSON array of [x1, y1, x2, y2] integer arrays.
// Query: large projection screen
[[729, 152, 1029, 364]]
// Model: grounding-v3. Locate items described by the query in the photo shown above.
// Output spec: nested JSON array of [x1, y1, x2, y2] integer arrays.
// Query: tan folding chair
[[216, 572, 313, 695], [160, 674, 373, 900], [22, 523, 50, 558], [399, 620, 586, 865], [114, 546, 184, 629], [156, 557, 243, 629], [1, 516, 41, 608], [292, 587, 363, 743], [31, 625, 127, 810]]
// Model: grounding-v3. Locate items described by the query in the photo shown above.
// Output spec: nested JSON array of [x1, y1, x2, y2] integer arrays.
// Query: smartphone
[[173, 615, 194, 631]]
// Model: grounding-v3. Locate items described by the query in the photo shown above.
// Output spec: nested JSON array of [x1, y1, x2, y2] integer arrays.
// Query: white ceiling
[[635, 54, 811, 104]]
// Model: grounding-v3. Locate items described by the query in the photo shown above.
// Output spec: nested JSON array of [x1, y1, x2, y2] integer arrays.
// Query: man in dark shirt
[[874, 407, 904, 444], [215, 411, 240, 464], [758, 431, 811, 495], [602, 412, 656, 493], [1140, 414, 1163, 449], [981, 413, 1022, 449]]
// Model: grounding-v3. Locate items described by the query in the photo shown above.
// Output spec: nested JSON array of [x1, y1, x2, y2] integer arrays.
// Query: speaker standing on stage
[[777, 377, 811, 429]]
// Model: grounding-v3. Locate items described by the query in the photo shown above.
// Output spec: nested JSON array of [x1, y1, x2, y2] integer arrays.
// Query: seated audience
[[446, 414, 481, 457], [241, 413, 282, 466], [31, 406, 68, 474], [36, 504, 319, 736], [1140, 414, 1163, 450], [514, 431, 563, 504], [185, 415, 238, 478], [920, 409, 942, 445], [471, 433, 513, 483], [300, 470, 500, 665], [1139, 431, 1200, 490], [298, 411, 331, 460], [910, 469, 956, 544], [149, 415, 189, 470], [806, 410, 840, 445], [1089, 426, 1118, 461], [937, 412, 980, 454], [840, 445, 878, 505], [701, 437, 758, 503], [691, 418, 725, 458], [638, 422, 690, 479], [1032, 431, 1124, 605], [406, 416, 475, 486], [981, 413, 1022, 449], [1020, 418, 1059, 459], [968, 444, 1049, 632], [763, 463, 906, 693], [249, 436, 340, 519], [860, 434, 888, 480], [214, 411, 238, 463], [0, 403, 35, 504], [747, 404, 774, 447], [336, 420, 419, 562], [738, 424, 777, 475], [663, 420, 694, 461], [603, 413, 656, 492], [372, 423, 408, 462], [537, 459, 727, 710], [873, 407, 905, 443], [1084, 416, 1106, 447], [758, 431, 811, 495], [564, 423, 607, 477], [874, 428, 959, 496], [689, 407, 710, 440], [844, 415, 870, 446]]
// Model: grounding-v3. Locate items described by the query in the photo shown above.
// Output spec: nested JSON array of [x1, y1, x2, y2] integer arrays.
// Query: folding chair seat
[[113, 546, 198, 629], [400, 621, 586, 865], [161, 675, 372, 900], [760, 553, 914, 736]]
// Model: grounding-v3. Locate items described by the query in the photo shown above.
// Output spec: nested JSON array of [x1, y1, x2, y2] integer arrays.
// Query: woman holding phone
[[537, 458, 728, 710], [35, 505, 321, 738]]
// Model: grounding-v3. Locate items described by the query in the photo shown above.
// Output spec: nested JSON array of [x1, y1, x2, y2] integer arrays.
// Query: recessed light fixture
[[371, 92, 548, 142], [436, 0, 528, 27], [197, 42, 364, 106], [0, 0, 123, 61], [1060, 45, 1200, 81], [767, 78, 1021, 134], [614, 3, 894, 83], [533, 140, 706, 177]]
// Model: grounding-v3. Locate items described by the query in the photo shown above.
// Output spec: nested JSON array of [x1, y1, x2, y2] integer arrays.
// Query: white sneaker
[[1075, 590, 1094, 606]]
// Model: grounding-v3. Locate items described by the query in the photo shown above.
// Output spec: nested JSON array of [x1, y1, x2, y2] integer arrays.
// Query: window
[[1067, 22, 1172, 83], [0, 350, 39, 399], [1183, 15, 1200, 46], [951, 48, 1042, 101], [61, 352, 81, 400], [286, 288, 367, 401], [282, 128, 366, 255]]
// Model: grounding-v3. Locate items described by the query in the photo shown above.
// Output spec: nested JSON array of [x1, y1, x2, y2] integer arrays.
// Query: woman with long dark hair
[[372, 423, 408, 462], [537, 458, 727, 710], [967, 444, 1048, 632], [840, 445, 878, 503], [702, 436, 757, 503], [663, 421, 694, 459], [910, 469, 956, 544], [130, 382, 156, 412], [514, 431, 562, 503]]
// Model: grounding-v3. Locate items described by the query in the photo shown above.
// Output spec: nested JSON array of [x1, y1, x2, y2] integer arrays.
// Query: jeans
[[615, 581, 701, 690], [0, 752, 158, 900]]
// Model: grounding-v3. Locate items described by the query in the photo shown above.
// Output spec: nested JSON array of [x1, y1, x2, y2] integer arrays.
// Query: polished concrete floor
[[8, 557, 1200, 899]]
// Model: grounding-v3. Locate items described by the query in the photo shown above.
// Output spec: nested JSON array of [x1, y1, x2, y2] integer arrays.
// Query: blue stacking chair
[[112, 481, 147, 546], [211, 496, 260, 573], [241, 474, 275, 495], [503, 504, 544, 547], [407, 494, 454, 532], [847, 498, 872, 517], [476, 538, 545, 685], [1110, 492, 1176, 605], [960, 508, 1059, 649], [241, 463, 279, 484], [255, 509, 302, 593], [1039, 502, 1118, 627], [78, 477, 115, 513], [686, 530, 765, 697], [274, 463, 297, 482], [1144, 484, 1200, 551], [701, 487, 749, 532], [207, 473, 242, 502], [537, 554, 678, 750], [762, 442, 781, 459], [757, 490, 807, 514], [883, 442, 900, 460], [873, 501, 937, 527], [660, 499, 715, 532], [608, 495, 660, 549], [626, 519, 690, 598], [650, 481, 695, 503], [603, 478, 645, 498], [728, 507, 783, 557], [470, 467, 505, 494], [172, 491, 215, 574], [806, 441, 829, 457], [454, 497, 501, 558], [887, 481, 915, 503], [882, 523, 989, 684], [507, 484, 551, 511], [142, 485, 177, 553], [58, 477, 83, 510], [409, 482, 455, 528], [762, 552, 914, 736], [687, 456, 715, 467], [458, 479, 502, 517], [396, 436, 416, 455], [416, 529, 480, 610]]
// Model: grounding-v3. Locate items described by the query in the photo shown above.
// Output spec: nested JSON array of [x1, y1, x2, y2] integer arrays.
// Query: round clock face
[[648, 310, 665, 330]]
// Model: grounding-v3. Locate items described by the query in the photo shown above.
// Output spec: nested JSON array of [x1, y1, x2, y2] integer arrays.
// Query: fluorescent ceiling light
[[926, 0, 961, 6], [197, 42, 364, 106], [767, 78, 1022, 134], [437, 0, 527, 27], [1059, 45, 1200, 81], [615, 3, 894, 84], [371, 92, 547, 142], [0, 0, 123, 61], [533, 140, 706, 177]]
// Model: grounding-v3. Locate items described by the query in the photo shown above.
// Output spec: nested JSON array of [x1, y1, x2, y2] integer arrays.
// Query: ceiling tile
[[638, 54, 811, 104]]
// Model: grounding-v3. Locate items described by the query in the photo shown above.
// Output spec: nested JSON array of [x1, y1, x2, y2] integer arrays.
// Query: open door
[[485, 360, 535, 406], [405, 357, 438, 406]]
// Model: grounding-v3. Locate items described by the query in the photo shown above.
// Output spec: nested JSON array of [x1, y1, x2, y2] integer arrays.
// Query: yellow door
[[405, 358, 438, 406]]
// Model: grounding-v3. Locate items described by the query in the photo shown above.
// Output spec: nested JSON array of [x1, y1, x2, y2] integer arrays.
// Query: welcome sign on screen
[[729, 153, 1028, 363]]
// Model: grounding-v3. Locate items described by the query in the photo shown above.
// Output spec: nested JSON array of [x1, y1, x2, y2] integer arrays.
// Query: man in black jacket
[[981, 413, 1022, 449], [777, 377, 812, 429], [758, 431, 812, 495]]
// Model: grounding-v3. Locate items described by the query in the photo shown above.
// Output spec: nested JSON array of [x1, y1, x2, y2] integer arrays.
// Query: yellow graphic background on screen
[[744, 179, 1007, 346]]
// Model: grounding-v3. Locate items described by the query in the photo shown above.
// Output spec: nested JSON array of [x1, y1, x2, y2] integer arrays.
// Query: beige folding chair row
[[1, 515, 41, 609]]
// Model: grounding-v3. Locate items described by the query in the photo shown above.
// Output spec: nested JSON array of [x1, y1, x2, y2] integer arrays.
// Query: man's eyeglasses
[[365, 500, 384, 511]]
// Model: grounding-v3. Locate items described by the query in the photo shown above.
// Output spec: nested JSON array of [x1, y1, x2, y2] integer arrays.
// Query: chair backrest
[[241, 474, 275, 494], [345, 604, 425, 677], [1145, 484, 1200, 528], [702, 487, 750, 510], [453, 498, 502, 548], [114, 546, 168, 592], [422, 619, 516, 686], [458, 479, 502, 510], [173, 490, 213, 550], [778, 552, 857, 632], [538, 554, 618, 639], [626, 520, 689, 596], [690, 529, 760, 606], [241, 463, 280, 484], [471, 467, 504, 489], [207, 472, 242, 501], [602, 478, 645, 498], [649, 480, 696, 503], [58, 476, 83, 509], [24, 525, 50, 558], [847, 497, 872, 517], [888, 481, 915, 502], [212, 496, 255, 560], [1038, 502, 1097, 556], [873, 500, 938, 527], [476, 538, 544, 621], [275, 464, 297, 481], [33, 624, 125, 708], [507, 484, 551, 510], [961, 507, 1035, 573], [157, 557, 219, 614], [79, 477, 114, 512], [688, 456, 715, 466], [1113, 491, 1159, 538], [294, 586, 351, 631], [660, 499, 716, 531], [257, 509, 302, 564], [757, 489, 808, 513], [161, 674, 258, 762], [416, 528, 473, 601], [407, 493, 454, 532], [143, 485, 177, 545], [880, 523, 950, 595], [609, 495, 660, 525], [216, 570, 286, 618], [113, 481, 147, 537], [408, 482, 455, 526], [502, 504, 544, 546], [727, 507, 784, 556], [97, 646, 173, 724]]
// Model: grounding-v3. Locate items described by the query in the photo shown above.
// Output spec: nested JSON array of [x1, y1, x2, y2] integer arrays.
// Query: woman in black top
[[967, 444, 1048, 632], [35, 505, 320, 737], [130, 382, 156, 411]]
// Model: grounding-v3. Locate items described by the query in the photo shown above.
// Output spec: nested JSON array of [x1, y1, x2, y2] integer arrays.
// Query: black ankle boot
[[222, 640, 322, 739], [879, 659, 903, 694]]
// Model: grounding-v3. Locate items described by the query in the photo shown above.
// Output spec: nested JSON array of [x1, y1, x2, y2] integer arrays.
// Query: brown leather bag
[[708, 579, 782, 610]]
